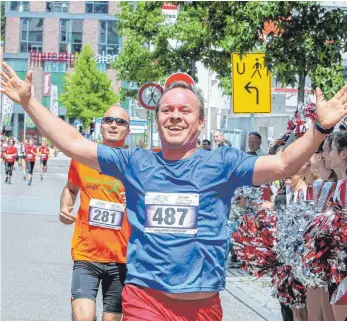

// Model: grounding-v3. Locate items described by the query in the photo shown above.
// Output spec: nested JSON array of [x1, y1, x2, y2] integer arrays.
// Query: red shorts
[[122, 284, 223, 321]]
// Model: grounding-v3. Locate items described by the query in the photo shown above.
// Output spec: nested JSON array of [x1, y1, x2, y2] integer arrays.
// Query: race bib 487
[[144, 193, 199, 235]]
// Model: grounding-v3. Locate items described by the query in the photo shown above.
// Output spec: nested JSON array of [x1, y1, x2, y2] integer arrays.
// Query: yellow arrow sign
[[232, 53, 272, 113]]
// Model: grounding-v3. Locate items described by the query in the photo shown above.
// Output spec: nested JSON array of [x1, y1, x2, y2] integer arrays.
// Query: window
[[44, 61, 67, 73], [46, 1, 69, 13], [96, 63, 107, 73], [20, 18, 43, 53], [99, 21, 120, 56], [5, 59, 28, 72], [10, 1, 29, 12], [86, 1, 108, 14], [59, 19, 83, 54]]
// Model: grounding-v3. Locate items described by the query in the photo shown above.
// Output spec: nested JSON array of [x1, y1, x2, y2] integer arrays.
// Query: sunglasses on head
[[102, 117, 129, 127]]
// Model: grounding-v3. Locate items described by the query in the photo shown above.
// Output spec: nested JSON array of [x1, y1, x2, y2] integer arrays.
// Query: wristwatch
[[314, 120, 334, 135]]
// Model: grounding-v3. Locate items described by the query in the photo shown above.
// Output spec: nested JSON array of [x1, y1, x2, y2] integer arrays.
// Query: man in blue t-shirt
[[2, 60, 347, 321]]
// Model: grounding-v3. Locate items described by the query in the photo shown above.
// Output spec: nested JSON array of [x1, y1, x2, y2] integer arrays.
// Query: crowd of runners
[[1, 137, 50, 185], [2, 59, 347, 321]]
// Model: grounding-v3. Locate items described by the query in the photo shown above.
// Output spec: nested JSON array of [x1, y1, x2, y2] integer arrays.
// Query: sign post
[[232, 53, 272, 114], [138, 83, 164, 149]]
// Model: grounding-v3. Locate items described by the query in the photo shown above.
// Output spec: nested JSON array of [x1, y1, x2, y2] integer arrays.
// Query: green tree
[[0, 1, 5, 41], [114, 1, 347, 102], [59, 45, 118, 126], [114, 1, 210, 99]]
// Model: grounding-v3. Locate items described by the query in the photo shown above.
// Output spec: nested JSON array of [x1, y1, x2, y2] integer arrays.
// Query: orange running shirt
[[68, 159, 131, 263]]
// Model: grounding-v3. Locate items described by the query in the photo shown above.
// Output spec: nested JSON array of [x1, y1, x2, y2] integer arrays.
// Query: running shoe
[[28, 179, 32, 186], [8, 180, 11, 185], [41, 176, 43, 182]]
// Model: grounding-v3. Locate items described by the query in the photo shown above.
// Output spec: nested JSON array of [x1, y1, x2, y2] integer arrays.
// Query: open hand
[[315, 86, 347, 129], [0, 62, 32, 107]]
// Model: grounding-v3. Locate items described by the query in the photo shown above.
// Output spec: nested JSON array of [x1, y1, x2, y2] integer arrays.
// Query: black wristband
[[314, 120, 334, 135]]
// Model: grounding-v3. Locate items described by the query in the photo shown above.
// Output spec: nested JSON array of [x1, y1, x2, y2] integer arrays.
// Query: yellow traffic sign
[[232, 53, 272, 113]]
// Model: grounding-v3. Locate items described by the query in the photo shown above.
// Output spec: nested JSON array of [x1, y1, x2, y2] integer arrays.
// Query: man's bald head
[[104, 104, 130, 123], [101, 104, 130, 147]]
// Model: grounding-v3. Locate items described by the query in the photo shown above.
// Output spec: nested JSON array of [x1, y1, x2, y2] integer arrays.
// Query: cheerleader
[[328, 131, 347, 321], [283, 163, 316, 321], [306, 139, 337, 321]]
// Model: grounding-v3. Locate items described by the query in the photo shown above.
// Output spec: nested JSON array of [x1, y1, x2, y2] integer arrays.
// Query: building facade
[[2, 1, 347, 149], [2, 1, 143, 143]]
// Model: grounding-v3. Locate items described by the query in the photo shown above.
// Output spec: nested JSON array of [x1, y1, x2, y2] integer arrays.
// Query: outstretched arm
[[0, 62, 99, 171], [253, 86, 347, 186]]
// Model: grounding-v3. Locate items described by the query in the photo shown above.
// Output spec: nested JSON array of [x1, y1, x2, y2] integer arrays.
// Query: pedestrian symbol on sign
[[147, 88, 159, 106], [251, 58, 262, 79], [138, 83, 164, 111]]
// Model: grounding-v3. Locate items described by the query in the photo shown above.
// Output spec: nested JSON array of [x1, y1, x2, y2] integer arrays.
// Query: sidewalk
[[225, 268, 282, 321]]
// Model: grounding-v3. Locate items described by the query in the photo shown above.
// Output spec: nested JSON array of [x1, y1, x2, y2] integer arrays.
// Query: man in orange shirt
[[59, 105, 131, 321]]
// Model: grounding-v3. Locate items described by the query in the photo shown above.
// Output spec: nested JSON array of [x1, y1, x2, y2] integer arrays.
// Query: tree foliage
[[59, 45, 118, 126], [114, 1, 347, 102]]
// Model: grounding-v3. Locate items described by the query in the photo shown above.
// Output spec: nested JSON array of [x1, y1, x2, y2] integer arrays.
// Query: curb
[[225, 281, 279, 321]]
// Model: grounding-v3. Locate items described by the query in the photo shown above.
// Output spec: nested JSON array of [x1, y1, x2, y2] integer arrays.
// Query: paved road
[[1, 154, 264, 321]]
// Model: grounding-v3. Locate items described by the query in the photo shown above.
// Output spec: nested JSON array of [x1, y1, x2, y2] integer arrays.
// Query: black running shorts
[[71, 261, 126, 313]]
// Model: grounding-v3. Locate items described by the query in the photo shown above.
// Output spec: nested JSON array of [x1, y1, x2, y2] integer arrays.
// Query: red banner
[[43, 72, 51, 96]]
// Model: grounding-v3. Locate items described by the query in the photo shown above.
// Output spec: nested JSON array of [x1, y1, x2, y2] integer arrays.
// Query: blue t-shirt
[[98, 145, 258, 293]]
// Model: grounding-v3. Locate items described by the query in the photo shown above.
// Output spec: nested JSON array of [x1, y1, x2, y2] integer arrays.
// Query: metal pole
[[150, 110, 154, 149], [250, 113, 254, 132], [129, 98, 132, 118], [145, 110, 150, 149]]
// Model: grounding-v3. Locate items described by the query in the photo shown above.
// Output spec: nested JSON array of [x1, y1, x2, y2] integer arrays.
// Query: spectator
[[197, 138, 201, 148], [78, 124, 84, 135], [248, 132, 265, 156], [202, 139, 211, 151], [90, 119, 95, 140], [213, 129, 231, 147]]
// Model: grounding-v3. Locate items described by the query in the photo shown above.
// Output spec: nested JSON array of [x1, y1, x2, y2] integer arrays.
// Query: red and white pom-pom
[[304, 102, 317, 122], [232, 210, 278, 277], [272, 265, 307, 308], [303, 205, 347, 295], [286, 101, 317, 137]]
